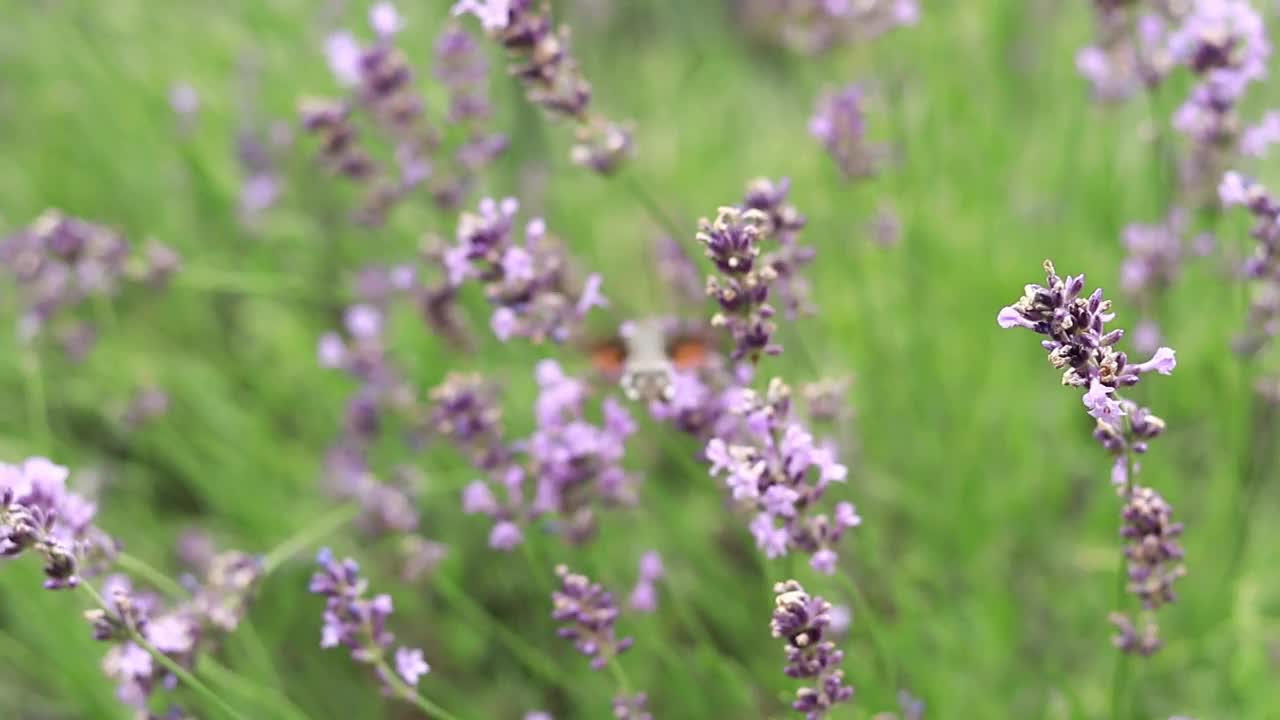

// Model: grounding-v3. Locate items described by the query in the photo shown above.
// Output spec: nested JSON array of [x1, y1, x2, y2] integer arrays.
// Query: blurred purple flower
[[551, 565, 634, 670], [455, 0, 632, 173], [706, 379, 856, 570], [1, 457, 104, 590], [628, 550, 663, 613], [810, 85, 880, 181]]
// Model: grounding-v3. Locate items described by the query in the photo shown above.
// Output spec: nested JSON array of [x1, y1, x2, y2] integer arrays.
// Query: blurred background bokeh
[[1, 1, 1278, 718]]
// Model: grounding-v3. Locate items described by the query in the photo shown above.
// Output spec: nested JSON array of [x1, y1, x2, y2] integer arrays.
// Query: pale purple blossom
[[451, 0, 511, 32], [394, 647, 430, 685]]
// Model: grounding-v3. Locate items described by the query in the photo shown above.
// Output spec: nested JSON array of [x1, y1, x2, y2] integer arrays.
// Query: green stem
[[623, 175, 684, 241], [21, 348, 51, 455], [433, 572, 564, 686], [79, 584, 250, 720], [608, 656, 633, 695], [116, 553, 191, 599], [833, 571, 896, 696], [200, 655, 311, 720], [374, 657, 462, 720], [1109, 444, 1136, 720], [261, 503, 361, 575]]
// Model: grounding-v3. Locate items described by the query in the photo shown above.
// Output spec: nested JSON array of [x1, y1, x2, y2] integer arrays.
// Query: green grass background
[[1, 1, 1278, 718]]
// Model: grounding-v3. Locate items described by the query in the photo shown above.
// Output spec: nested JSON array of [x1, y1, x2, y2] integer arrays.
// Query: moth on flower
[[583, 317, 721, 402]]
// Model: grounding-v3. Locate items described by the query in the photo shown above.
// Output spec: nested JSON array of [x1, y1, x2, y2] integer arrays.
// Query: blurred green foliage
[[1, 1, 1278, 718]]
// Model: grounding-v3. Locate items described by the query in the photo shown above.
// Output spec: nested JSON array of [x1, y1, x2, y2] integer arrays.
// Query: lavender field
[[1, 1, 1278, 718]]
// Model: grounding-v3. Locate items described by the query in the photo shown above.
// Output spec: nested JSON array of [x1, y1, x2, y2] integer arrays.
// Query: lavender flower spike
[[1, 457, 105, 590], [995, 260, 1175, 416], [697, 205, 781, 361], [454, 0, 634, 173], [1000, 260, 1182, 654], [551, 564, 634, 670], [810, 85, 881, 181], [309, 549, 431, 699], [771, 580, 854, 719]]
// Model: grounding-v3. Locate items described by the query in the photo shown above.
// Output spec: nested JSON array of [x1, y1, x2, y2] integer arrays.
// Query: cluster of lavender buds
[[317, 300, 446, 576], [1219, 172, 1280, 355], [309, 549, 431, 695], [696, 205, 781, 361], [1, 210, 180, 355], [121, 386, 171, 431], [1119, 210, 1187, 354], [453, 0, 633, 174], [770, 580, 854, 719], [551, 564, 634, 670], [810, 85, 881, 182], [627, 550, 663, 613], [1, 457, 110, 590], [1109, 486, 1186, 655], [300, 4, 506, 225], [428, 372, 509, 470], [996, 260, 1176, 408], [743, 177, 817, 318], [443, 197, 607, 344], [1076, 3, 1175, 103], [998, 260, 1182, 653], [706, 379, 859, 573], [86, 575, 200, 711], [736, 0, 918, 56], [1168, 0, 1270, 200], [460, 360, 637, 549]]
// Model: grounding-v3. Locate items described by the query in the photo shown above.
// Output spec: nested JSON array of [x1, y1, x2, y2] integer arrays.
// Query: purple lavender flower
[[697, 205, 782, 361], [743, 177, 817, 318], [1076, 8, 1172, 103], [737, 0, 918, 55], [452, 0, 512, 32], [394, 646, 430, 686], [1118, 210, 1186, 355], [1, 211, 175, 356], [432, 24, 508, 208], [454, 0, 633, 174], [1218, 171, 1280, 355], [612, 693, 652, 720], [190, 551, 265, 633], [770, 580, 854, 718], [452, 361, 637, 549], [1, 457, 104, 590], [551, 565, 634, 670], [627, 550, 663, 613], [996, 260, 1176, 405], [428, 372, 509, 470], [309, 548, 430, 697], [705, 379, 857, 570], [446, 197, 607, 343], [85, 575, 203, 710], [1000, 260, 1182, 653], [301, 10, 506, 224], [1169, 0, 1270, 199], [810, 85, 881, 181]]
